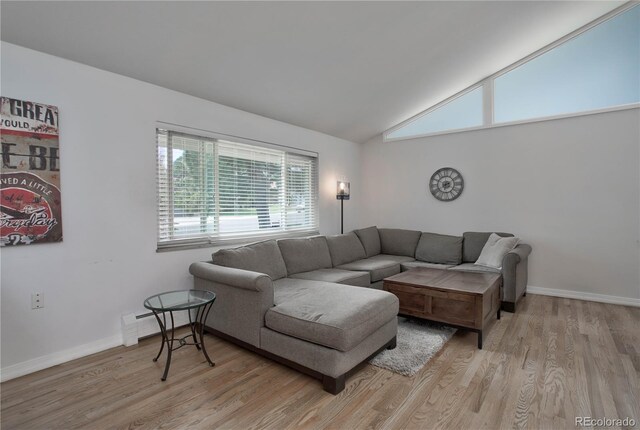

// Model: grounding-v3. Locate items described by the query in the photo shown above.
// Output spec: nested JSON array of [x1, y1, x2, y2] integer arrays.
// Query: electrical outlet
[[31, 292, 44, 309]]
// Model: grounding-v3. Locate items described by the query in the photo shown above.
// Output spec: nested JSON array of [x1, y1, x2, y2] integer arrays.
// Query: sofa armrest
[[189, 261, 274, 348], [503, 244, 532, 265], [501, 244, 531, 308], [189, 262, 272, 291]]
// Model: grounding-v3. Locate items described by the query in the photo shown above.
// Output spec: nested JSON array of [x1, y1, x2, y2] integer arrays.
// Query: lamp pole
[[340, 198, 344, 234]]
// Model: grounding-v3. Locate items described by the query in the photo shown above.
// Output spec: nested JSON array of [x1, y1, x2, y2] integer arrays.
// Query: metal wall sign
[[1, 97, 63, 246]]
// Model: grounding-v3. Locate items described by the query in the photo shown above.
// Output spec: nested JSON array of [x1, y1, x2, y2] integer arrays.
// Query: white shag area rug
[[369, 317, 456, 376]]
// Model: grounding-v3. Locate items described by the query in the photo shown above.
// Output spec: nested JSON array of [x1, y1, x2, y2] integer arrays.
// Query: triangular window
[[494, 5, 639, 123], [385, 4, 639, 142], [386, 86, 483, 140]]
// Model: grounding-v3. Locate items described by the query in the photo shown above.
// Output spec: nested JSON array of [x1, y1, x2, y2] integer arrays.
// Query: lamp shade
[[336, 181, 350, 200]]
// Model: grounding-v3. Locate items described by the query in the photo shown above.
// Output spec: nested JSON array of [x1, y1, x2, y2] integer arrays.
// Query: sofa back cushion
[[462, 231, 514, 263], [353, 226, 381, 257], [415, 232, 463, 265], [326, 232, 367, 266], [378, 228, 422, 257], [212, 240, 287, 280], [277, 236, 333, 275]]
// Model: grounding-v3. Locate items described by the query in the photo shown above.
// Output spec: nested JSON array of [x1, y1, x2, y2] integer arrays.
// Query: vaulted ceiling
[[0, 1, 623, 143]]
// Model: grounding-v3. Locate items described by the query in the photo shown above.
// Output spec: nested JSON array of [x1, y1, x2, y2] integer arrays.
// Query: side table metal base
[[151, 301, 215, 381]]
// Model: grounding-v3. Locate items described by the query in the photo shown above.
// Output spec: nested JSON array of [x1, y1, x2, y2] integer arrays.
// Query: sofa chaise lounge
[[189, 226, 531, 393]]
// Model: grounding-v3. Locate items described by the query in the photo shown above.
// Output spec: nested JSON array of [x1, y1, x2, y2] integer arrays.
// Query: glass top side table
[[144, 289, 216, 381]]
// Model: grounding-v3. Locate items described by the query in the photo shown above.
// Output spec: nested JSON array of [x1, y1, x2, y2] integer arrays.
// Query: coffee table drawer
[[385, 282, 431, 314], [431, 296, 476, 325], [384, 281, 477, 327]]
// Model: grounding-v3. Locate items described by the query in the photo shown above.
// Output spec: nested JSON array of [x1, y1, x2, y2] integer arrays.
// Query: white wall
[[361, 108, 640, 301], [0, 42, 362, 373]]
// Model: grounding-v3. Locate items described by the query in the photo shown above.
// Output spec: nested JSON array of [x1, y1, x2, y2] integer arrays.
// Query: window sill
[[156, 229, 320, 253]]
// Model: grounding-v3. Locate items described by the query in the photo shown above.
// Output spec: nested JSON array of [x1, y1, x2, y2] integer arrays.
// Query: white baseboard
[[527, 285, 640, 307], [138, 313, 190, 340], [0, 334, 123, 383], [2, 312, 192, 383]]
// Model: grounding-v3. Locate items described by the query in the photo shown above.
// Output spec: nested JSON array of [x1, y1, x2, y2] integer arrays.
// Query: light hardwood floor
[[2, 294, 639, 430]]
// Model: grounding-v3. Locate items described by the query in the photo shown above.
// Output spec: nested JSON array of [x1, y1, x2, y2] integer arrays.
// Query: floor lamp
[[336, 181, 350, 234]]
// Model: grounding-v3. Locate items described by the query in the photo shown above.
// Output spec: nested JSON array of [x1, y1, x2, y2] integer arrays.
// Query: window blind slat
[[157, 128, 318, 247]]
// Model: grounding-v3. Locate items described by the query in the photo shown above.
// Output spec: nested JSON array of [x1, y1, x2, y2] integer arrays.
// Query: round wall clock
[[429, 167, 464, 201]]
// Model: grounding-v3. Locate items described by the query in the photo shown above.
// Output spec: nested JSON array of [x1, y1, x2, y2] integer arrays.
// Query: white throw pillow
[[475, 233, 520, 270]]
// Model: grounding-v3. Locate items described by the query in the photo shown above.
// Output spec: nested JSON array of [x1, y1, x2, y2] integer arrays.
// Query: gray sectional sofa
[[189, 226, 531, 394]]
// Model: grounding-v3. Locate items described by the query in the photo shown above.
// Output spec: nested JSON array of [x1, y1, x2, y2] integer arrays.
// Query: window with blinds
[[157, 129, 319, 249]]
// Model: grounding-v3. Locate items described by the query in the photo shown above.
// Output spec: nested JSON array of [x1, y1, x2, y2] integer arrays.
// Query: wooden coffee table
[[383, 268, 502, 349]]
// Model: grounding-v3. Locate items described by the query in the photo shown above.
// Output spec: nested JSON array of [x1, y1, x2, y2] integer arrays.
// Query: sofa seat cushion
[[289, 269, 370, 288], [448, 263, 501, 274], [265, 284, 399, 352], [336, 256, 403, 282], [401, 261, 453, 271], [213, 240, 288, 280], [373, 254, 415, 264], [326, 233, 367, 266], [273, 278, 335, 304], [278, 236, 333, 275]]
